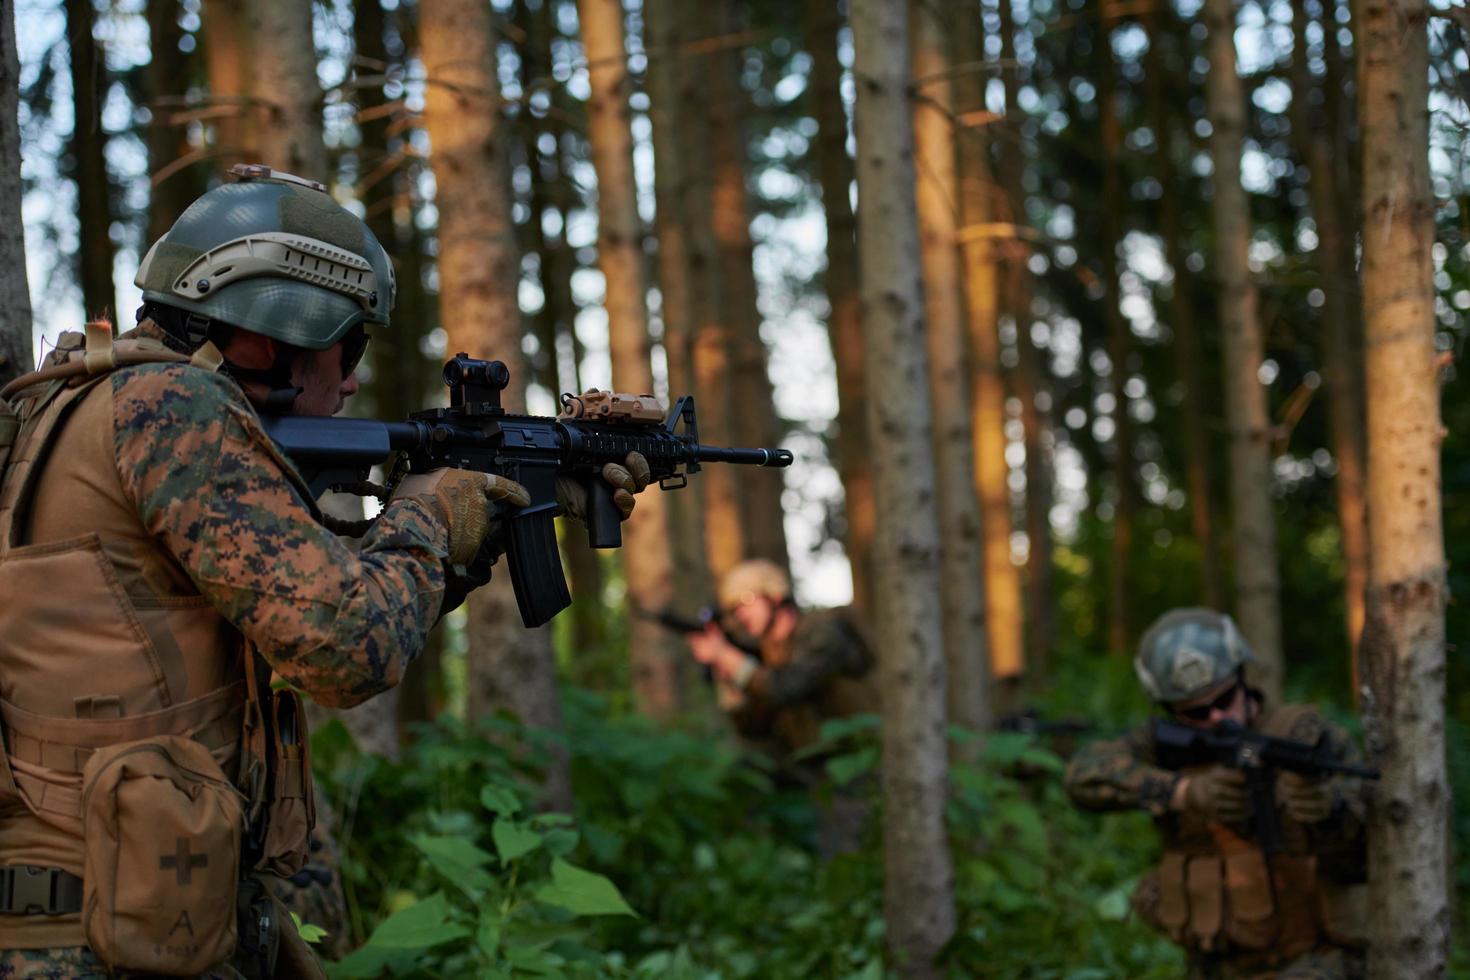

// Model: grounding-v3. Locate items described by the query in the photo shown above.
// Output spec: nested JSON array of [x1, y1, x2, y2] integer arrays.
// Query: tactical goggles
[[340, 324, 370, 376], [1171, 680, 1241, 722]]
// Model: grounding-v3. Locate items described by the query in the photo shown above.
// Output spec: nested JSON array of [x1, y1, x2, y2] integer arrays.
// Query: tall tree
[[954, 4, 1024, 691], [646, 0, 712, 618], [201, 0, 257, 169], [65, 0, 115, 323], [703, 2, 789, 571], [679, 5, 747, 581], [248, 0, 326, 179], [1291, 0, 1369, 695], [576, 0, 684, 718], [421, 0, 570, 806], [0, 0, 28, 388], [850, 0, 955, 973], [1203, 0, 1283, 702], [804, 0, 875, 617], [911, 0, 990, 733], [1358, 0, 1450, 973], [996, 0, 1054, 679], [145, 0, 206, 243], [1098, 18, 1136, 655]]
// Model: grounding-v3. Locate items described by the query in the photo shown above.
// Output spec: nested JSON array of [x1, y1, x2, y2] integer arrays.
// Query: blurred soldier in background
[[686, 559, 878, 854], [1064, 608, 1368, 980]]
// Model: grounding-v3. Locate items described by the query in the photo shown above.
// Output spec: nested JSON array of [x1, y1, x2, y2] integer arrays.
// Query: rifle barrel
[[695, 445, 793, 467]]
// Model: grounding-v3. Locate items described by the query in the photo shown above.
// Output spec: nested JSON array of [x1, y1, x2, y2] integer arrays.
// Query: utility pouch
[[1221, 848, 1278, 951], [0, 395, 17, 474], [1319, 881, 1368, 948], [1185, 855, 1224, 951], [241, 652, 315, 877], [1153, 851, 1190, 941], [80, 734, 244, 975]]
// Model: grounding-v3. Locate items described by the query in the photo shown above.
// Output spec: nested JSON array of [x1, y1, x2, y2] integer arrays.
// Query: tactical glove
[[555, 451, 652, 523], [1178, 766, 1252, 824], [1277, 771, 1336, 824], [395, 468, 531, 564]]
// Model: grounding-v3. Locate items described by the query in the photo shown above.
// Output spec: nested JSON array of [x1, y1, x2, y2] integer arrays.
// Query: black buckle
[[0, 865, 81, 915]]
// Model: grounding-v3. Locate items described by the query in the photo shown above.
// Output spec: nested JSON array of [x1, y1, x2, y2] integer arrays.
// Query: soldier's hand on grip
[[1277, 770, 1335, 824], [1178, 766, 1251, 824], [556, 451, 651, 523], [395, 468, 531, 564]]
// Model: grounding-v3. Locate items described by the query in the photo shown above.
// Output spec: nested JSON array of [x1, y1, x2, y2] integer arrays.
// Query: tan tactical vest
[[1134, 704, 1368, 964], [0, 324, 295, 950]]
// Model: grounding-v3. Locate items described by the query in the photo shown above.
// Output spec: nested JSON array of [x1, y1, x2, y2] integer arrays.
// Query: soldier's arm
[[1063, 724, 1181, 816], [113, 366, 448, 708], [747, 614, 872, 707]]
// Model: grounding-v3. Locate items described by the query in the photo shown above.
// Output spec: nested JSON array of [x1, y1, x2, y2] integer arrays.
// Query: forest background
[[0, 0, 1465, 976]]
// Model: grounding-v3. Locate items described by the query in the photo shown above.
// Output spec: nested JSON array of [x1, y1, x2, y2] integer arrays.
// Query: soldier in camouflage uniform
[[688, 560, 878, 853], [0, 167, 646, 978], [1064, 609, 1369, 980]]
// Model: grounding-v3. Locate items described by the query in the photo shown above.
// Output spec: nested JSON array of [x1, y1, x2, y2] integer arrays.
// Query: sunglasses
[[1172, 681, 1241, 722], [340, 325, 370, 376]]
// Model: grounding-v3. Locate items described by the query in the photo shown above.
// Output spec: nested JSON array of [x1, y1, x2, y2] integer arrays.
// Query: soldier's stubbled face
[[290, 341, 362, 417], [1168, 676, 1251, 731]]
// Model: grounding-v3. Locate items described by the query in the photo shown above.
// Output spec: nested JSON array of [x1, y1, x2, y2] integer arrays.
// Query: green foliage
[[315, 686, 1185, 978]]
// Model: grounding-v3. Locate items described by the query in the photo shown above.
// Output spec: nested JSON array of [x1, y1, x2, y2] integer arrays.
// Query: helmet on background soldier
[[1134, 608, 1255, 703], [134, 164, 395, 353], [718, 559, 793, 613]]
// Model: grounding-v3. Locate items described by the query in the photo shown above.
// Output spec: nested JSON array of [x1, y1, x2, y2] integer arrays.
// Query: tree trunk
[[679, 4, 746, 583], [1358, 1, 1450, 974], [953, 7, 1024, 691], [145, 0, 206, 244], [996, 0, 1053, 684], [201, 0, 257, 170], [1098, 26, 1136, 656], [1291, 0, 1369, 698], [421, 0, 570, 808], [0, 0, 29, 389], [66, 0, 116, 324], [850, 1, 955, 973], [247, 0, 326, 180], [703, 3, 789, 571], [804, 0, 874, 618], [576, 0, 684, 719], [910, 1, 990, 735], [645, 0, 712, 616], [1203, 0, 1283, 702]]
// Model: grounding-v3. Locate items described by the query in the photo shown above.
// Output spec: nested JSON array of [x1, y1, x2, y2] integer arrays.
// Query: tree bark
[[201, 0, 257, 170], [645, 0, 712, 616], [678, 4, 746, 582], [421, 0, 570, 808], [145, 0, 206, 244], [911, 1, 990, 735], [804, 0, 874, 618], [996, 0, 1053, 684], [953, 7, 1024, 690], [65, 0, 116, 324], [247, 0, 327, 180], [0, 0, 29, 389], [1358, 1, 1450, 974], [1291, 0, 1369, 698], [576, 0, 684, 719], [703, 2, 789, 571], [850, 0, 956, 973], [1098, 24, 1136, 656], [1203, 0, 1283, 702]]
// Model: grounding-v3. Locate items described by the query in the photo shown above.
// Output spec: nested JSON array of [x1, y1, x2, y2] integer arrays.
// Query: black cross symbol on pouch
[[159, 837, 209, 886]]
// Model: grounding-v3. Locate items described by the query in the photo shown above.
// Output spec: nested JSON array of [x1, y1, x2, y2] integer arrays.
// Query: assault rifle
[[634, 604, 760, 656], [1152, 718, 1378, 854], [261, 354, 792, 629]]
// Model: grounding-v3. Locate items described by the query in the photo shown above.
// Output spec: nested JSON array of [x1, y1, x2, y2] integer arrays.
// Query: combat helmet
[[1134, 608, 1255, 703], [135, 164, 394, 351], [718, 559, 793, 612]]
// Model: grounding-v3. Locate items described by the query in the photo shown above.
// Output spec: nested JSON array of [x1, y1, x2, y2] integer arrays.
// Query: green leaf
[[826, 746, 878, 786], [412, 834, 497, 892], [476, 907, 502, 959], [289, 911, 328, 945], [541, 827, 579, 857], [480, 783, 522, 816], [492, 818, 543, 862], [535, 859, 637, 917], [1094, 887, 1132, 922], [364, 892, 470, 950]]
